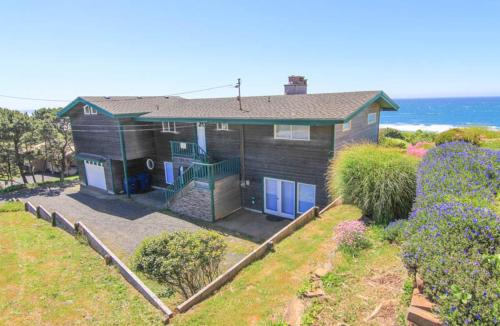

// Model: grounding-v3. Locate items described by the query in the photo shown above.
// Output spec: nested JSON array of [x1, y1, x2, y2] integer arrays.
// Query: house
[[58, 76, 399, 221]]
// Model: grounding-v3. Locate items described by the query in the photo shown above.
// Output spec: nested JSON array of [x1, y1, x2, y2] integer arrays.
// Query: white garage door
[[84, 160, 106, 190]]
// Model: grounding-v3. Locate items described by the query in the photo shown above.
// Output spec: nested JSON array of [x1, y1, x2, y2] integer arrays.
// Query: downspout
[[118, 121, 130, 198], [239, 124, 246, 207]]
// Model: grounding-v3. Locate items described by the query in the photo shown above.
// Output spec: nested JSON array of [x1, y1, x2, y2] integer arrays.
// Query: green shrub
[[379, 127, 404, 140], [380, 137, 408, 149], [0, 201, 24, 212], [435, 128, 481, 145], [132, 230, 227, 299], [402, 130, 437, 144], [382, 219, 407, 244], [328, 144, 418, 224]]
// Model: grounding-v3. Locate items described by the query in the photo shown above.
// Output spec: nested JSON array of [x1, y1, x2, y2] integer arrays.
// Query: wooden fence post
[[24, 202, 29, 212], [36, 206, 41, 218]]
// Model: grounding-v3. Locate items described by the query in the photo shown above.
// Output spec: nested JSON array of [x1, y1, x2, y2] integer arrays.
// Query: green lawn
[[172, 205, 362, 325], [0, 175, 79, 194], [0, 206, 164, 325]]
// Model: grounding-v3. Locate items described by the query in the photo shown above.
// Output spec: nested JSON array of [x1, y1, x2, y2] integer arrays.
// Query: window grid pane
[[275, 125, 292, 139], [292, 125, 310, 140]]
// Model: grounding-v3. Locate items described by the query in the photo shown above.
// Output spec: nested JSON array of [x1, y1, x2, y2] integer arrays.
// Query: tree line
[[0, 107, 73, 185]]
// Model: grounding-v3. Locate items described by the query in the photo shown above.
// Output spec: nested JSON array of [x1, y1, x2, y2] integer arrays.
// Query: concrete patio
[[215, 209, 290, 242]]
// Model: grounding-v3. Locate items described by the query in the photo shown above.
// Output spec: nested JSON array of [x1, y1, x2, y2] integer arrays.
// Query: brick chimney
[[284, 75, 307, 95]]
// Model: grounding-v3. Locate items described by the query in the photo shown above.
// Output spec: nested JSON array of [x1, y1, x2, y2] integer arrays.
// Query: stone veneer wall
[[167, 182, 212, 221]]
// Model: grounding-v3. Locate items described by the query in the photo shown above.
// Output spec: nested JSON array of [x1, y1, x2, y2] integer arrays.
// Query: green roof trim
[[343, 91, 399, 122], [75, 153, 107, 163], [57, 97, 114, 118], [57, 97, 146, 119]]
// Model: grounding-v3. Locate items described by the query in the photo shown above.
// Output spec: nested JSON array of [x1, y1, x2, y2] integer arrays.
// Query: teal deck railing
[[165, 157, 240, 201], [170, 141, 210, 163]]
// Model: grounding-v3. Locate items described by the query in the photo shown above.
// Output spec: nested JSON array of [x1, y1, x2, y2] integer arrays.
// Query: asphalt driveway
[[24, 186, 204, 258]]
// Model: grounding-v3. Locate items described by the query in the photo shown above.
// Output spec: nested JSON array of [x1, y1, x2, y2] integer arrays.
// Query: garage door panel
[[84, 161, 107, 190]]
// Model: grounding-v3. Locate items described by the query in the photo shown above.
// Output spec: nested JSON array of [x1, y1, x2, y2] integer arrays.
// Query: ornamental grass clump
[[328, 144, 418, 224], [334, 220, 371, 257], [402, 142, 500, 325], [132, 230, 227, 299]]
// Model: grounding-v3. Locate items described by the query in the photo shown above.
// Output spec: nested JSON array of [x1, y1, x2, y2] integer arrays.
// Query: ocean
[[380, 97, 500, 132]]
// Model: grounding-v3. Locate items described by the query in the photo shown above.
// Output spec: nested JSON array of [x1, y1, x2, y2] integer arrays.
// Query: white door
[[197, 123, 207, 154], [84, 160, 106, 190], [264, 177, 296, 219]]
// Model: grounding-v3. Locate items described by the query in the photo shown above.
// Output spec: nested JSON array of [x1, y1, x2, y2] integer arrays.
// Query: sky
[[1, 0, 500, 111]]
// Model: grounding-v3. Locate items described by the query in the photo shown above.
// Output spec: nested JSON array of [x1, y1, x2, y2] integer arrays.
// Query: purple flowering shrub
[[334, 220, 371, 256], [382, 219, 407, 244], [415, 141, 500, 210], [402, 142, 500, 325]]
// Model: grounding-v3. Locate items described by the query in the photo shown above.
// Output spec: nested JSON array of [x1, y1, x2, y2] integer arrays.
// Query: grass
[[0, 201, 24, 212], [0, 175, 79, 194], [172, 205, 361, 325], [0, 204, 164, 325], [311, 226, 408, 325]]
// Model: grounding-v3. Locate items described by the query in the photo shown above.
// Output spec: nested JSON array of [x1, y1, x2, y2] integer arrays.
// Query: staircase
[[170, 141, 211, 163], [164, 146, 240, 202]]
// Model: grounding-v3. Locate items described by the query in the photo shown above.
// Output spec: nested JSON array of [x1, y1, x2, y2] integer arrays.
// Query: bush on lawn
[[402, 141, 500, 325], [133, 230, 227, 299], [382, 219, 407, 244], [328, 144, 418, 224], [333, 220, 371, 257], [380, 137, 408, 149]]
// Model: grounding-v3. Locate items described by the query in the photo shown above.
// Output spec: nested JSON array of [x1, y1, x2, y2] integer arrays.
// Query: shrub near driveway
[[328, 144, 418, 224], [133, 230, 227, 299]]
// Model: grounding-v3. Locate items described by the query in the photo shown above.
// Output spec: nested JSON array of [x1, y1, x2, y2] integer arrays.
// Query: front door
[[164, 162, 174, 185], [264, 177, 296, 219], [196, 123, 207, 154]]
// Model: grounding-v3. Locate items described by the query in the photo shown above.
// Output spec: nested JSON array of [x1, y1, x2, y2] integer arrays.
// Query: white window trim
[[273, 125, 310, 141], [90, 107, 97, 115], [342, 121, 351, 132], [161, 122, 177, 133], [216, 122, 229, 131], [297, 182, 316, 214], [367, 112, 377, 125]]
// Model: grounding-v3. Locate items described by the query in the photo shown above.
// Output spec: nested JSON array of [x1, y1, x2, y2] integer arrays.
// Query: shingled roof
[[59, 91, 398, 124]]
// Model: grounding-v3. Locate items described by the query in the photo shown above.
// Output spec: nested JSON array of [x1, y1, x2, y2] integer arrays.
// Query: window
[[83, 105, 97, 115], [342, 121, 351, 131], [162, 122, 176, 133], [274, 125, 310, 140], [367, 112, 377, 125], [297, 183, 316, 213], [216, 123, 229, 131]]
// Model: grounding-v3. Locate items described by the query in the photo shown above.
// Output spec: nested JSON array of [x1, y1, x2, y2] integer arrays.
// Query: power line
[[0, 83, 236, 103]]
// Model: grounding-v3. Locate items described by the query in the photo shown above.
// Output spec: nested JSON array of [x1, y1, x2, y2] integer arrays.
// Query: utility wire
[[0, 83, 236, 103]]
